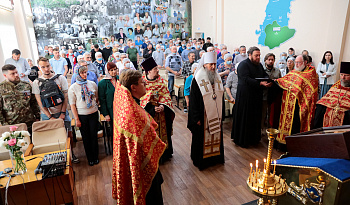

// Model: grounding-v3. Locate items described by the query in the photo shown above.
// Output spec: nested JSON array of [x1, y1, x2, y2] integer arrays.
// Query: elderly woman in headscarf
[[217, 53, 234, 86], [108, 51, 120, 63], [119, 58, 134, 75], [277, 59, 287, 77], [286, 57, 295, 73], [98, 62, 118, 122], [68, 65, 99, 166]]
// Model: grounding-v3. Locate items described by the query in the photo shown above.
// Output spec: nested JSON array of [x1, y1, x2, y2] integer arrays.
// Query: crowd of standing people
[[1, 34, 349, 204]]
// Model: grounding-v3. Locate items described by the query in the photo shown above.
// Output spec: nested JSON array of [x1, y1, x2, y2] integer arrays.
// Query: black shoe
[[72, 154, 80, 164], [88, 161, 94, 166], [94, 159, 99, 165]]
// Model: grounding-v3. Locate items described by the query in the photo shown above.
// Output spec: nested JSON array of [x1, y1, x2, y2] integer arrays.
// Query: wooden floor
[[72, 103, 283, 205]]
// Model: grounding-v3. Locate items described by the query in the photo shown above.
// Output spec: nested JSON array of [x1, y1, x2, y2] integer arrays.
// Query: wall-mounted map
[[256, 0, 295, 49]]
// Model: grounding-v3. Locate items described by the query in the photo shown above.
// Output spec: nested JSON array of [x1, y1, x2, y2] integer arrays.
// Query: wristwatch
[[60, 111, 66, 115]]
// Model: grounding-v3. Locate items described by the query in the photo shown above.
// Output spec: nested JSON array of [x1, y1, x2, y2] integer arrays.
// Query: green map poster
[[256, 0, 296, 49]]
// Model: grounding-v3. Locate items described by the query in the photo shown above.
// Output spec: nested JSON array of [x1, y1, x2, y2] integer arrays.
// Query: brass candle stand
[[247, 128, 288, 205]]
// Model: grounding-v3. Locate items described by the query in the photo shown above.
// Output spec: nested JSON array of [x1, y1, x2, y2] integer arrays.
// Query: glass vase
[[9, 150, 27, 174]]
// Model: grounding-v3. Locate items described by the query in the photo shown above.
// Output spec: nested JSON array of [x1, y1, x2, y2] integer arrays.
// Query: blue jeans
[[41, 110, 72, 131], [168, 75, 174, 94]]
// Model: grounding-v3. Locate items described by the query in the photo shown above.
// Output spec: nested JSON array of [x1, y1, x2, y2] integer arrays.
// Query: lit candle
[[248, 163, 252, 182], [263, 158, 266, 170], [250, 163, 253, 175], [256, 160, 258, 175], [273, 160, 276, 175]]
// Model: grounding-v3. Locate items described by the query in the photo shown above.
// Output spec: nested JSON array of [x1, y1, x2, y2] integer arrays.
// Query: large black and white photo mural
[[31, 0, 192, 54]]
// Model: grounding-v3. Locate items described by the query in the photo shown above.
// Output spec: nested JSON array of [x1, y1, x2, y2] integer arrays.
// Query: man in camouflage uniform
[[0, 64, 40, 133]]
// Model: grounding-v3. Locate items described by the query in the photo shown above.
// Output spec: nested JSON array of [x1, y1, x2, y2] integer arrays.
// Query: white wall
[[0, 0, 37, 82], [191, 0, 216, 42], [341, 2, 350, 62], [193, 0, 350, 74], [0, 7, 17, 82]]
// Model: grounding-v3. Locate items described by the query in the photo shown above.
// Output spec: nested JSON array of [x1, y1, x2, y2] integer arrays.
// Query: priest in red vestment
[[314, 62, 350, 128], [275, 55, 319, 150], [140, 57, 175, 163], [112, 69, 166, 205]]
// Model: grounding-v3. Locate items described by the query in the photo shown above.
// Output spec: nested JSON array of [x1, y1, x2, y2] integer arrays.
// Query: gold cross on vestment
[[335, 104, 340, 112], [216, 78, 222, 90], [200, 79, 210, 92]]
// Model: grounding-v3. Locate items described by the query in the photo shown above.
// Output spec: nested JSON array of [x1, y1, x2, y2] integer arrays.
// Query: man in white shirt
[[5, 49, 31, 82], [49, 48, 68, 76]]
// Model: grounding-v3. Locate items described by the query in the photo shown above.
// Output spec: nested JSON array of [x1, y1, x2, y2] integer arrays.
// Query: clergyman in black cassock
[[231, 47, 271, 148], [140, 57, 175, 163]]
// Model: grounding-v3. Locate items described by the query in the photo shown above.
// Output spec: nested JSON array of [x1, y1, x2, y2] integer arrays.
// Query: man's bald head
[[295, 55, 307, 71], [171, 46, 177, 53]]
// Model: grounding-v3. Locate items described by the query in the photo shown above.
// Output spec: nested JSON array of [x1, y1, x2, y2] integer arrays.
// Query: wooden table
[[164, 76, 185, 110], [159, 68, 167, 80], [0, 150, 77, 205]]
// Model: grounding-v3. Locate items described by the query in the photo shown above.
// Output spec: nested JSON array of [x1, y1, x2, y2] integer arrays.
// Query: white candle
[[273, 160, 276, 175], [250, 163, 253, 175]]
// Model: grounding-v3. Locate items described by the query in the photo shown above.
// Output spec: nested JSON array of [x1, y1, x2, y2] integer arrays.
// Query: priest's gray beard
[[341, 80, 350, 87], [294, 64, 305, 71], [206, 69, 216, 85]]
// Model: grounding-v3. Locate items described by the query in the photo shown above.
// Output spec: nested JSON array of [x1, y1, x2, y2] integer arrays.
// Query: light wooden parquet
[[72, 104, 283, 205]]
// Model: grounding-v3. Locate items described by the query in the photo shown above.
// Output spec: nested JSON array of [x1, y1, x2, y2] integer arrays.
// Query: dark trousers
[[132, 61, 138, 70], [78, 111, 99, 162], [167, 75, 174, 94]]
